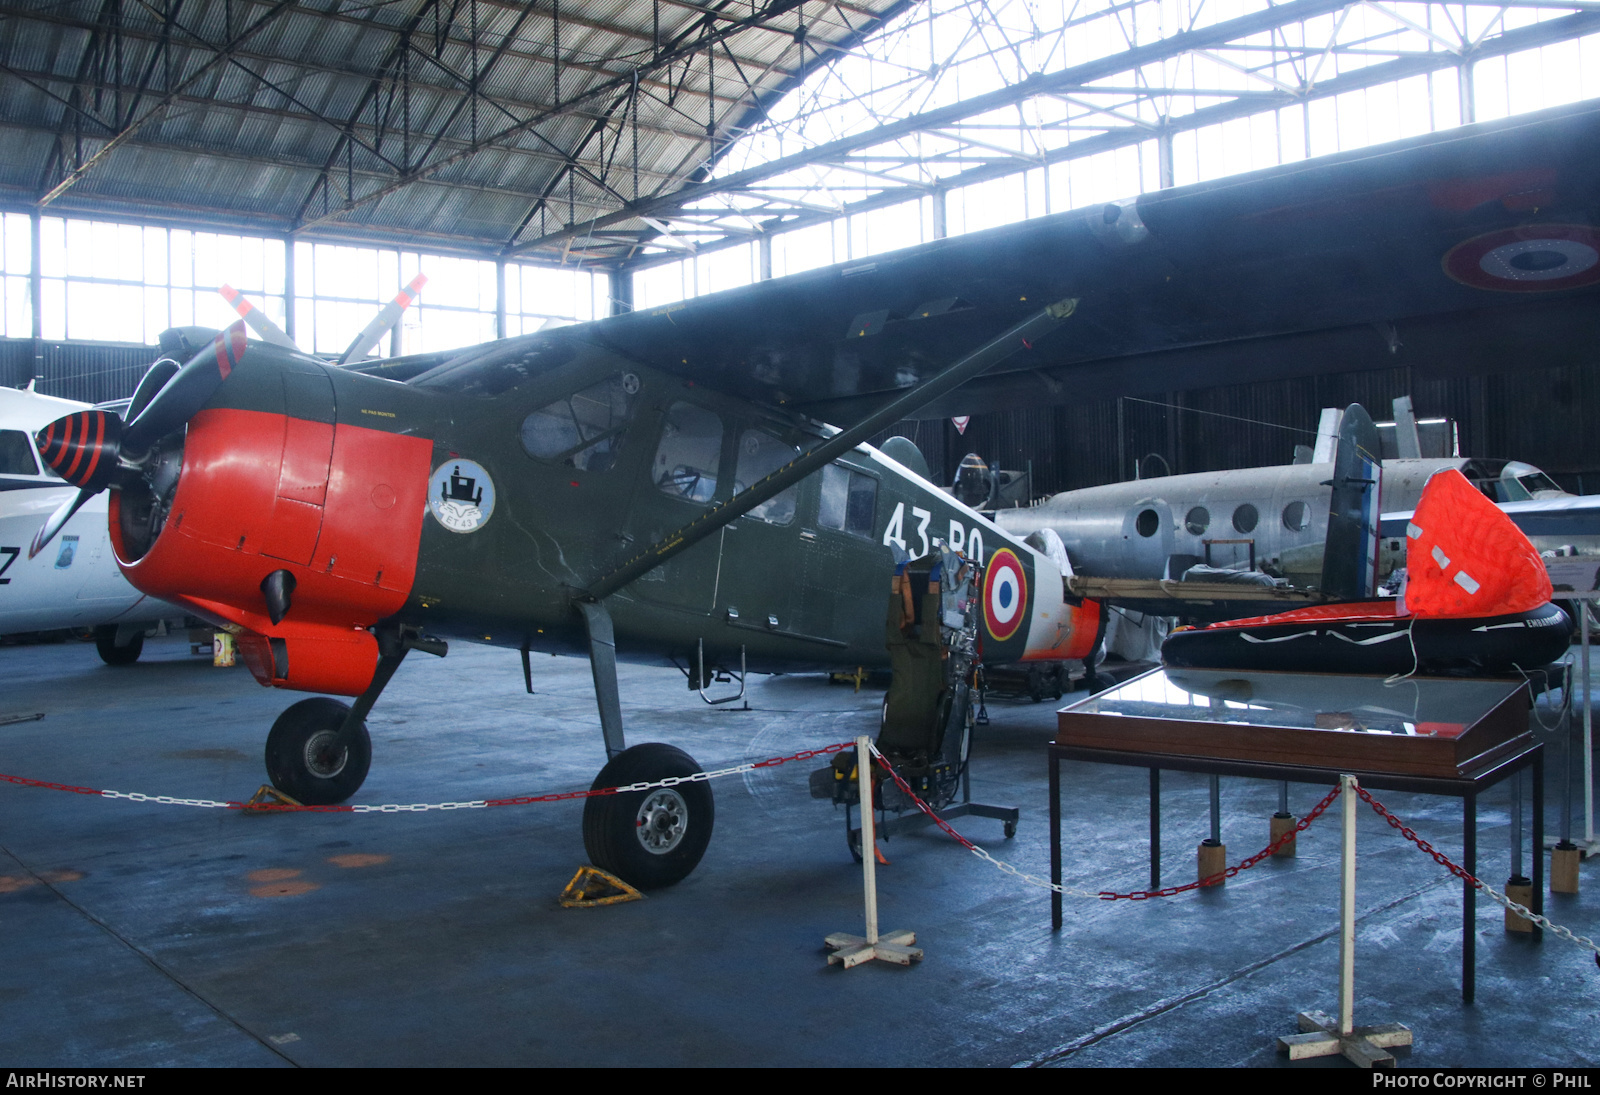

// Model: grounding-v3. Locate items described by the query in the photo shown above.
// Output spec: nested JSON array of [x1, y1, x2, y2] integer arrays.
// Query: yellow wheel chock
[[241, 785, 303, 813], [559, 865, 644, 908]]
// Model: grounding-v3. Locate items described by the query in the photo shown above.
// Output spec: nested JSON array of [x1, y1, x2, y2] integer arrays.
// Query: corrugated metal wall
[[7, 336, 1597, 496], [0, 338, 157, 406], [876, 359, 1600, 498]]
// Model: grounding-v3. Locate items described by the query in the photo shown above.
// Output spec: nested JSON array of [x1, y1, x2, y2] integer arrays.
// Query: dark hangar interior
[[2, 0, 1598, 1071]]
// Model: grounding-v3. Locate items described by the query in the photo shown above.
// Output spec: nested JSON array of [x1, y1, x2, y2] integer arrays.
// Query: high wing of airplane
[[0, 387, 186, 663], [24, 98, 1600, 890]]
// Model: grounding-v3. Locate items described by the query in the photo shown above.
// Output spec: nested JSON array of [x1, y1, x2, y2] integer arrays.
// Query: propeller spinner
[[29, 320, 248, 559]]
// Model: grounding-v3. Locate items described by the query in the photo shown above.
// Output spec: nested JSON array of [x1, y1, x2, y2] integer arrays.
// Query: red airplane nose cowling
[[113, 407, 434, 695]]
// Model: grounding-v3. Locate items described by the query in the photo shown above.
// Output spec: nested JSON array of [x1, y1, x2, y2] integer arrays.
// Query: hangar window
[[0, 430, 39, 476], [1232, 504, 1259, 534], [520, 372, 639, 471], [819, 464, 877, 538], [1184, 507, 1209, 536], [734, 430, 800, 524], [1282, 500, 1310, 532], [1135, 508, 1160, 537], [654, 402, 722, 503]]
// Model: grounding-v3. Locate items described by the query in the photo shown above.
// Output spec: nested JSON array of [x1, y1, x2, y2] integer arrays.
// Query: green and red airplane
[[25, 99, 1600, 887]]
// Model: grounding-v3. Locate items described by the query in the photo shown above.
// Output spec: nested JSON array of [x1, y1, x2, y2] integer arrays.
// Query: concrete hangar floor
[[0, 635, 1595, 1069]]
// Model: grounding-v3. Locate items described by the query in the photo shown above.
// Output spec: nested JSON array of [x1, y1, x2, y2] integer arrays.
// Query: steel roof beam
[[36, 0, 299, 208], [506, 0, 1365, 256], [610, 7, 1600, 272]]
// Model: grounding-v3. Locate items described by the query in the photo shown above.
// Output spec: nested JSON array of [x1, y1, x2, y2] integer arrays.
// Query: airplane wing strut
[[581, 298, 1079, 602]]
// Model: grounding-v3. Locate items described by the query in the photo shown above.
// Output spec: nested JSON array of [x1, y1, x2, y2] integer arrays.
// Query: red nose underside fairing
[[112, 407, 434, 695]]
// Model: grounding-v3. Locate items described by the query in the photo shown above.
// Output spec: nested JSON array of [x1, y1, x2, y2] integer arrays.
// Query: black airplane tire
[[94, 625, 143, 666], [583, 743, 714, 891], [264, 698, 371, 806]]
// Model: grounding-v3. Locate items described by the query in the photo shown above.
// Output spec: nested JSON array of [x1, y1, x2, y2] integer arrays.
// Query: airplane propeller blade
[[29, 321, 250, 558], [27, 488, 94, 560], [123, 320, 247, 454], [219, 284, 297, 349], [336, 273, 427, 366]]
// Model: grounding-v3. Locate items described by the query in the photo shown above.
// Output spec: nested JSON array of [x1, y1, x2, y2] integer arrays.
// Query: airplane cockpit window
[[1515, 471, 1564, 498], [0, 430, 40, 476], [520, 373, 639, 471], [411, 336, 576, 397], [1184, 507, 1209, 535], [733, 429, 799, 524], [1232, 503, 1259, 534], [1281, 500, 1310, 532], [654, 402, 722, 503], [819, 464, 877, 538]]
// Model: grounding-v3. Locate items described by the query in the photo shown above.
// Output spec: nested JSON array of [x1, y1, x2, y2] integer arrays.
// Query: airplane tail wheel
[[582, 743, 714, 890], [264, 697, 371, 805], [94, 625, 143, 666]]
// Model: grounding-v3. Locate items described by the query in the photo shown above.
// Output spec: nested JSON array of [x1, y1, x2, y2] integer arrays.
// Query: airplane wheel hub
[[635, 789, 688, 855], [302, 730, 350, 780]]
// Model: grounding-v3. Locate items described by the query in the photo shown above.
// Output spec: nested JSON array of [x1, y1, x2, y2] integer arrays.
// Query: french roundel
[[1443, 225, 1600, 293], [983, 548, 1028, 642]]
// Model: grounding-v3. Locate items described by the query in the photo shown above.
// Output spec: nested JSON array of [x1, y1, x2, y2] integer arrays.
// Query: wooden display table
[[1049, 667, 1543, 1002]]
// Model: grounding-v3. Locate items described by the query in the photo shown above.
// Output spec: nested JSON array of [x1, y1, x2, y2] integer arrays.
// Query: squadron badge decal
[[429, 459, 496, 533]]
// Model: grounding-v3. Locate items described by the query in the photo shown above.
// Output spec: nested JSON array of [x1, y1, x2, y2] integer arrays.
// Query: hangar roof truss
[[1, 0, 1596, 272]]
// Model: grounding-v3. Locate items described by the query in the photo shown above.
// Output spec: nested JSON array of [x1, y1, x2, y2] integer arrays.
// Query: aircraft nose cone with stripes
[[29, 320, 249, 561]]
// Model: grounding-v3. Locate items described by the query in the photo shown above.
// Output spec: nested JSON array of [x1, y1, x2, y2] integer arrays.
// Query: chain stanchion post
[[825, 737, 922, 968], [1583, 601, 1596, 853], [1278, 775, 1413, 1068]]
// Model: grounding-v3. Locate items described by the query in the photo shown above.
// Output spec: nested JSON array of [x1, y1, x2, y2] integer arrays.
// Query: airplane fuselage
[[107, 337, 1099, 697], [997, 457, 1579, 589]]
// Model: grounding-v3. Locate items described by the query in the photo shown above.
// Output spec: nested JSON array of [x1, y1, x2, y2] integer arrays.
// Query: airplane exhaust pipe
[[261, 569, 296, 626]]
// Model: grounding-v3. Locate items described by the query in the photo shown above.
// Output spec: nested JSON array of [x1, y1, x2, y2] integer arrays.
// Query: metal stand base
[[1278, 1010, 1411, 1068], [824, 929, 922, 968]]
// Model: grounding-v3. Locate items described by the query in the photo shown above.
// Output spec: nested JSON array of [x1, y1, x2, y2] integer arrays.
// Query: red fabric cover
[[1197, 600, 1400, 632], [1403, 468, 1551, 618]]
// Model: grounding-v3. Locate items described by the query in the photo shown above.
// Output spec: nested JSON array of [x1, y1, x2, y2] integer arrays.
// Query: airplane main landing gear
[[583, 742, 715, 890], [265, 697, 372, 805]]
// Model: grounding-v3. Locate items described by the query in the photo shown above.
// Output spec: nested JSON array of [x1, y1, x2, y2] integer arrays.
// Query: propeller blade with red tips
[[28, 488, 93, 560], [336, 273, 427, 366], [123, 320, 247, 453], [219, 283, 297, 349]]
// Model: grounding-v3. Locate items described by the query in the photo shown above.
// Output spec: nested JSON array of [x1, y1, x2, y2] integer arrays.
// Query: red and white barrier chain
[[866, 743, 1600, 962], [1353, 784, 1600, 961], [0, 742, 853, 815], [7, 741, 1599, 962]]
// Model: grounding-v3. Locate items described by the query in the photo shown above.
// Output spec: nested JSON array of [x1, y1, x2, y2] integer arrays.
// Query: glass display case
[[1057, 667, 1531, 779]]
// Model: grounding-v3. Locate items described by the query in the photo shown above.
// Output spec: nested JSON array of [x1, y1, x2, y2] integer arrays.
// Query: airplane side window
[[1232, 503, 1259, 534], [845, 471, 876, 537], [734, 430, 799, 524], [1134, 508, 1159, 537], [1281, 500, 1310, 532], [819, 464, 876, 537], [1184, 506, 1209, 535], [520, 373, 638, 471], [654, 402, 722, 504], [0, 430, 39, 476]]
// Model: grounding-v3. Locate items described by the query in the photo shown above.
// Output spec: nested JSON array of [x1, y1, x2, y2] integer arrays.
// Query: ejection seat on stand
[[811, 547, 1019, 860]]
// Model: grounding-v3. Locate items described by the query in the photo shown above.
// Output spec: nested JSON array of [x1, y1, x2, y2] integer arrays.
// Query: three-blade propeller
[[31, 273, 430, 561], [28, 320, 248, 559]]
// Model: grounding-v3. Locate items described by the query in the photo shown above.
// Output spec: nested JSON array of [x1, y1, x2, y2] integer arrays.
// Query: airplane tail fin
[[1403, 467, 1551, 618], [1319, 403, 1382, 601]]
